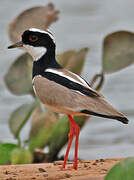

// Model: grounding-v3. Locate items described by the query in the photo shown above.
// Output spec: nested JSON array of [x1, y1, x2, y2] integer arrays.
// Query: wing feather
[[43, 68, 101, 98], [43, 69, 100, 97]]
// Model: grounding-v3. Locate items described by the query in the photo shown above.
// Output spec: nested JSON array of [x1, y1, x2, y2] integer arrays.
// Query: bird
[[8, 28, 128, 170]]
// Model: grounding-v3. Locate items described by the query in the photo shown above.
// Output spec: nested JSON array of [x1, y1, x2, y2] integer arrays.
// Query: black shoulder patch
[[32, 57, 62, 78], [42, 72, 99, 98]]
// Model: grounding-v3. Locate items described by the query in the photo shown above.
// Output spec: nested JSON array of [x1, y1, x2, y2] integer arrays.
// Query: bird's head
[[8, 28, 56, 60]]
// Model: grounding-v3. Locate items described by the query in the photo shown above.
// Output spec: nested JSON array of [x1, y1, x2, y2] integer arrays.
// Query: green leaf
[[9, 102, 37, 138], [103, 31, 134, 73], [57, 48, 89, 74], [0, 143, 17, 165], [66, 48, 88, 74], [29, 108, 58, 151], [4, 53, 33, 95], [29, 108, 58, 138], [29, 124, 55, 152], [105, 158, 134, 180], [10, 148, 33, 164], [57, 50, 76, 67]]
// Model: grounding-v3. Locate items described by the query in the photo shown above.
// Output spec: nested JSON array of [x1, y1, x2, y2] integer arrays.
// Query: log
[[0, 158, 122, 180]]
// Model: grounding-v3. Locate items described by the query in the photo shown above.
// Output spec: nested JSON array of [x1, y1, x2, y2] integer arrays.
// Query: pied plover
[[8, 28, 128, 170]]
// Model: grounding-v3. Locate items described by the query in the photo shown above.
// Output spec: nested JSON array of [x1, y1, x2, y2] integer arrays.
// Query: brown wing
[[33, 75, 128, 124]]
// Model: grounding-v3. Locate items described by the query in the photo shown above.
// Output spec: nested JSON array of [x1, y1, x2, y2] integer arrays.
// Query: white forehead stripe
[[45, 68, 93, 90], [29, 28, 55, 43], [30, 28, 48, 33]]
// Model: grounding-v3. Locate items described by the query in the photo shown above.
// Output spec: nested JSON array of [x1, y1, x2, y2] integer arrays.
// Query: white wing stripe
[[72, 90, 86, 96], [69, 71, 89, 88], [45, 68, 88, 88]]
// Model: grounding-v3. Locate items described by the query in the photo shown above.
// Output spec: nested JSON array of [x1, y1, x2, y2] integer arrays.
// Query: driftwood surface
[[0, 158, 122, 180]]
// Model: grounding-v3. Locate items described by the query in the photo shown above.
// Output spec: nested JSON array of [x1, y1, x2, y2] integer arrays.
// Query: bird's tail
[[79, 97, 129, 124], [81, 109, 128, 124]]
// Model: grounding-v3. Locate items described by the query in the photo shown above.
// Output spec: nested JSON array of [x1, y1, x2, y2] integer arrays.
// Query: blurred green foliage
[[105, 158, 134, 180], [9, 102, 38, 140], [10, 148, 33, 165], [0, 143, 17, 165]]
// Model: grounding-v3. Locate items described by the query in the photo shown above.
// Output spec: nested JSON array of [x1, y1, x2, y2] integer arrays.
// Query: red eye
[[29, 35, 38, 42]]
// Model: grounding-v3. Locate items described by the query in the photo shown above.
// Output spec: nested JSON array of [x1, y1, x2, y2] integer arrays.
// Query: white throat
[[23, 45, 47, 61]]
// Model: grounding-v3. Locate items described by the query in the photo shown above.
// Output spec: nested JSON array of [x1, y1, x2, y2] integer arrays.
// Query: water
[[0, 0, 134, 160]]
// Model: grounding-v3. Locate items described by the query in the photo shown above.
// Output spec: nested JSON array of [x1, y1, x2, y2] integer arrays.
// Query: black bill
[[8, 41, 24, 49]]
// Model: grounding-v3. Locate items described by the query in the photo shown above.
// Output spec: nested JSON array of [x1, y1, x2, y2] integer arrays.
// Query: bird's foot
[[72, 163, 78, 170], [59, 165, 77, 171], [59, 163, 78, 171]]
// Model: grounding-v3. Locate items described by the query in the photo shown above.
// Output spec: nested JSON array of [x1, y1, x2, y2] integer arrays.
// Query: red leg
[[73, 121, 80, 169], [62, 116, 75, 169], [68, 115, 80, 170], [62, 115, 80, 170]]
